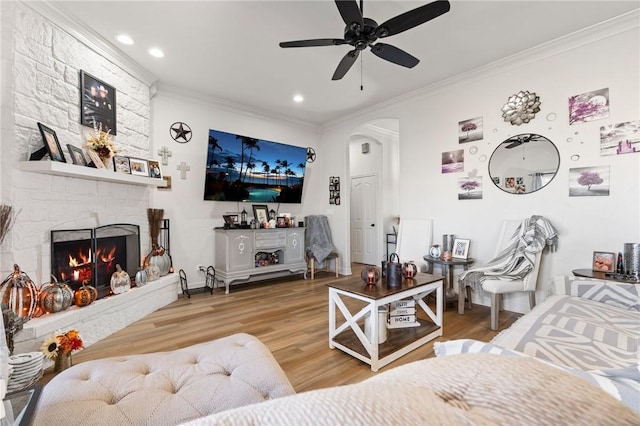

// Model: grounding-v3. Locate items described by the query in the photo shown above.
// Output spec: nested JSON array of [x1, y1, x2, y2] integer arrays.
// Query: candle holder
[[360, 266, 381, 286]]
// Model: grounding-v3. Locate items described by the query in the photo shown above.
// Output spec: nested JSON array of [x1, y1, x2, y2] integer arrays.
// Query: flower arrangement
[[85, 121, 117, 161], [40, 329, 84, 360]]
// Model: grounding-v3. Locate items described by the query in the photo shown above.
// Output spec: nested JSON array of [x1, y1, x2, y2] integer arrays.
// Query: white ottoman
[[33, 333, 295, 425]]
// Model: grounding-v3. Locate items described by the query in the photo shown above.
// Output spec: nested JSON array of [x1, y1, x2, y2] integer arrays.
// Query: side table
[[572, 268, 640, 283], [423, 255, 474, 310]]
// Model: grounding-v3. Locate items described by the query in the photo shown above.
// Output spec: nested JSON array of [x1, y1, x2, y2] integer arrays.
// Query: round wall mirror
[[489, 133, 560, 194]]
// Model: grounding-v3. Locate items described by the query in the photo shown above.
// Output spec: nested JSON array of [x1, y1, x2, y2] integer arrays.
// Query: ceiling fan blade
[[335, 0, 363, 29], [505, 141, 523, 149], [376, 0, 450, 38], [332, 49, 360, 80], [370, 43, 419, 68], [280, 39, 346, 48]]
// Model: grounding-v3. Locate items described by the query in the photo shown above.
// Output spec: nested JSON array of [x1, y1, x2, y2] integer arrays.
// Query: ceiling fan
[[504, 134, 546, 149], [279, 0, 451, 81]]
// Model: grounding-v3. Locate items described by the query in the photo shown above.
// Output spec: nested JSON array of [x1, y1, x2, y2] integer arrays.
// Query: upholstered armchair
[[459, 216, 557, 330]]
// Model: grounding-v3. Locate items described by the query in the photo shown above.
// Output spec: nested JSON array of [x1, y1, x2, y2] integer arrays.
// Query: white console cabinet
[[214, 228, 307, 293]]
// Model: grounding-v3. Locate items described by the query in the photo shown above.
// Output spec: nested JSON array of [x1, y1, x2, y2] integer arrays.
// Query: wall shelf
[[20, 160, 167, 187]]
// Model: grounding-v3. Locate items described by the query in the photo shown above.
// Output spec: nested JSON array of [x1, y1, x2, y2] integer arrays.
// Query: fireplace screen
[[51, 224, 140, 299]]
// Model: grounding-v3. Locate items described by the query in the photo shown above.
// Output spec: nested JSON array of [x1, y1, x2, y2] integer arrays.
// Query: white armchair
[[459, 217, 556, 330]]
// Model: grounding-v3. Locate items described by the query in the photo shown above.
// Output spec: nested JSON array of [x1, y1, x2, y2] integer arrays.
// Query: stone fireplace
[[51, 224, 140, 299]]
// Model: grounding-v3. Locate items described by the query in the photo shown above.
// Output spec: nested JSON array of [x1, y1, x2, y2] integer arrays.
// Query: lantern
[[269, 209, 276, 221], [38, 275, 73, 314], [110, 264, 131, 295], [0, 264, 38, 320], [240, 208, 248, 226], [360, 266, 381, 286], [74, 282, 98, 307]]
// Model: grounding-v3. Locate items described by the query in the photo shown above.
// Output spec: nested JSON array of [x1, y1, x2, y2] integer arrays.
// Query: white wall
[[150, 88, 322, 285], [320, 15, 640, 313], [0, 2, 155, 281]]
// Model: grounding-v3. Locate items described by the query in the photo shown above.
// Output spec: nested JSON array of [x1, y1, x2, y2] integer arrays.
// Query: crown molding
[[155, 82, 322, 133], [322, 9, 640, 132], [22, 0, 157, 86]]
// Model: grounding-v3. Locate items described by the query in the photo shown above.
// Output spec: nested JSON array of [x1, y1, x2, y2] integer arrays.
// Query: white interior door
[[351, 175, 378, 265]]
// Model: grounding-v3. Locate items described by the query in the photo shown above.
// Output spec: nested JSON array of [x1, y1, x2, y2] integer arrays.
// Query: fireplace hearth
[[51, 224, 140, 299]]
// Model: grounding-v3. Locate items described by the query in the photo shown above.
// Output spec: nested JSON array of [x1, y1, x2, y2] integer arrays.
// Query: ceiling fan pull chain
[[360, 54, 363, 91]]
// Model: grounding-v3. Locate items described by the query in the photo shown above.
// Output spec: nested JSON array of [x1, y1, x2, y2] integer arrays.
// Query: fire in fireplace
[[51, 224, 140, 299]]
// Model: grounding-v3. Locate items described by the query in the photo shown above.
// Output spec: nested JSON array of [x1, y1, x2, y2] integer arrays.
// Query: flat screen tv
[[204, 129, 307, 203]]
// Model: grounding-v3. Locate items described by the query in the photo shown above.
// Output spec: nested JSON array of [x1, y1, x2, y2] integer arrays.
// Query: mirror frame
[[488, 133, 560, 195]]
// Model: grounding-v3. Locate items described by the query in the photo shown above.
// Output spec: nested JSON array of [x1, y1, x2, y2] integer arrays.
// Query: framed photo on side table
[[452, 238, 470, 259], [592, 251, 615, 272], [66, 144, 87, 166], [129, 158, 149, 176]]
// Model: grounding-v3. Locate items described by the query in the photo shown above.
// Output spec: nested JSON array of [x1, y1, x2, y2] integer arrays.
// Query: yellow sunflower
[[40, 335, 60, 360]]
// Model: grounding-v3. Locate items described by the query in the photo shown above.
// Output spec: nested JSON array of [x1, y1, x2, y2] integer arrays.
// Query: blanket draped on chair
[[305, 215, 335, 264], [459, 215, 558, 292]]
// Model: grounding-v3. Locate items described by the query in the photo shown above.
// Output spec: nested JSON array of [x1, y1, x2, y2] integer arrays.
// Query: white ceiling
[[55, 0, 639, 126]]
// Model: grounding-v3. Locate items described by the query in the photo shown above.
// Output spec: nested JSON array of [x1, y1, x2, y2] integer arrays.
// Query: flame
[[68, 249, 91, 267]]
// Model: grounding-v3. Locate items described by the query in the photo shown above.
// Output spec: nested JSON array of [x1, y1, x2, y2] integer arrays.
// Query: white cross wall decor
[[177, 161, 190, 180], [158, 146, 172, 165]]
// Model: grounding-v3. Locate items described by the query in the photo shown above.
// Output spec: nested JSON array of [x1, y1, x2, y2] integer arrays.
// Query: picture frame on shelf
[[129, 158, 149, 177], [276, 216, 287, 228], [592, 251, 615, 272], [80, 70, 117, 135], [113, 155, 131, 174], [222, 214, 239, 228], [33, 123, 66, 163], [66, 144, 87, 166], [148, 160, 162, 178], [252, 204, 269, 224], [85, 149, 106, 169], [452, 238, 470, 259]]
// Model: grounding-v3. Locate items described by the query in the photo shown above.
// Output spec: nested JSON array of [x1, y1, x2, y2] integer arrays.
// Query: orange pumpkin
[[0, 264, 38, 320], [74, 282, 98, 307]]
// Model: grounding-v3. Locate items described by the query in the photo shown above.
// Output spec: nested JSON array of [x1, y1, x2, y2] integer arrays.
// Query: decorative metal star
[[306, 147, 316, 163], [170, 122, 192, 143]]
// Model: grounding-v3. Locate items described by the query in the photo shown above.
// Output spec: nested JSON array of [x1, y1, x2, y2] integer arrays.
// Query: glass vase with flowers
[[40, 329, 84, 373]]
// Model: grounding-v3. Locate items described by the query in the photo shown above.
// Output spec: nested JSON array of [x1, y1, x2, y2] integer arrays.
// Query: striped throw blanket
[[459, 215, 558, 291]]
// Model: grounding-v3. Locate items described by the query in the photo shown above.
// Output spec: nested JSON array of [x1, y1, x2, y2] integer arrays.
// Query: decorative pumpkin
[[145, 264, 160, 282], [135, 267, 148, 287], [0, 264, 39, 320], [38, 275, 73, 314], [146, 244, 171, 277], [74, 282, 98, 307], [110, 264, 130, 294]]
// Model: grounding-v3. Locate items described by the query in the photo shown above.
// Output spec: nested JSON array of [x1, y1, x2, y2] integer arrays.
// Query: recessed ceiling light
[[148, 48, 164, 58], [293, 94, 304, 103], [116, 34, 134, 45]]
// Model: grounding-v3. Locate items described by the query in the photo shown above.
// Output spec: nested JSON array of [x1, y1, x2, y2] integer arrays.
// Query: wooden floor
[[44, 265, 520, 392]]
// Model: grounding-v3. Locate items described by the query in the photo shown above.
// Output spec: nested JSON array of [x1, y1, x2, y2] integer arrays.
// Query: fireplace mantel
[[13, 274, 179, 355], [20, 161, 167, 187]]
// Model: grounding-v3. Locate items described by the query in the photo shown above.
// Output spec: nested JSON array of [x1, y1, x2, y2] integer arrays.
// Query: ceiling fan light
[[293, 94, 304, 103]]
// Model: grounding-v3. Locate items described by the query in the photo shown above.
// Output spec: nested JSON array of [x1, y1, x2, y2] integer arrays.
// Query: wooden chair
[[307, 251, 339, 279]]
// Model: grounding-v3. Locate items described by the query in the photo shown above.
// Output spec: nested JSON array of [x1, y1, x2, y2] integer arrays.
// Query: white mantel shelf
[[20, 160, 167, 187]]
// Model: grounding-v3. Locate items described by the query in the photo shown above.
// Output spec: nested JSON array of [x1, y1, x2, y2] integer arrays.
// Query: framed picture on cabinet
[[592, 251, 615, 272], [452, 238, 470, 259]]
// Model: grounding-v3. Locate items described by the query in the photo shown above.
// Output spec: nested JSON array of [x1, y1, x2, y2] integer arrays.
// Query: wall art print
[[458, 116, 483, 143], [329, 176, 340, 205], [600, 120, 639, 156], [442, 149, 464, 173], [458, 177, 482, 200], [569, 88, 610, 125], [569, 165, 610, 197], [80, 70, 116, 135]]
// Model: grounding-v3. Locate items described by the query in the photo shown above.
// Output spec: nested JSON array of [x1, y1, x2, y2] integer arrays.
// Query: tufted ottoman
[[32, 333, 295, 426]]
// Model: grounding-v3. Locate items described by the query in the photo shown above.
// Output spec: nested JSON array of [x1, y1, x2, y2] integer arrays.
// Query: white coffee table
[[327, 273, 443, 372]]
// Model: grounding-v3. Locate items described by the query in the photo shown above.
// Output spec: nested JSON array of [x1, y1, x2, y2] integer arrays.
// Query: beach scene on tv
[[204, 129, 307, 203]]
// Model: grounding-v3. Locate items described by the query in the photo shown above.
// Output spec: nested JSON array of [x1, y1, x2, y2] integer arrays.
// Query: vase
[[100, 156, 112, 169], [54, 353, 72, 373]]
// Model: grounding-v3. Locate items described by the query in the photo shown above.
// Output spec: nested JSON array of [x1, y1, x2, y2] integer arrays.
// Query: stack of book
[[387, 299, 420, 328]]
